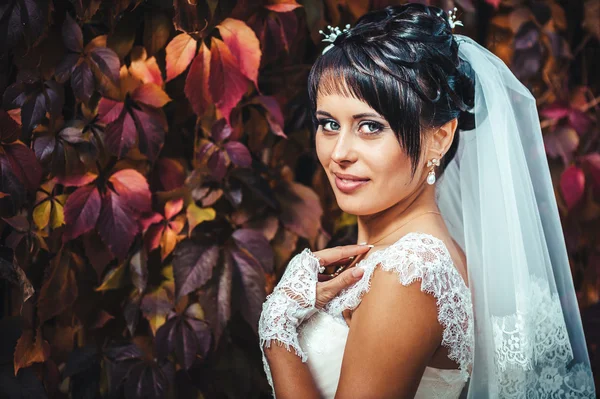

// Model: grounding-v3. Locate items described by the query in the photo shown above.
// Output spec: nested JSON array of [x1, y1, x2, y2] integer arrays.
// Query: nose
[[330, 131, 358, 165]]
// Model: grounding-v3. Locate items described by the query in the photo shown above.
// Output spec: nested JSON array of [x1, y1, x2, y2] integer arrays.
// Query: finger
[[321, 267, 365, 298], [313, 244, 373, 266]]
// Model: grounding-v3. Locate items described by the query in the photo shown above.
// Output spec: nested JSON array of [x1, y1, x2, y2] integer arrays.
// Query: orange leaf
[[209, 38, 250, 126], [165, 33, 197, 82], [164, 198, 184, 220], [217, 18, 262, 89], [130, 46, 164, 86], [265, 0, 302, 12], [13, 329, 50, 376], [131, 83, 172, 108], [160, 225, 179, 260], [184, 41, 212, 117]]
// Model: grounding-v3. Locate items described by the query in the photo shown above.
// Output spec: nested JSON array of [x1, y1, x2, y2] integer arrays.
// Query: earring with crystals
[[426, 157, 441, 185]]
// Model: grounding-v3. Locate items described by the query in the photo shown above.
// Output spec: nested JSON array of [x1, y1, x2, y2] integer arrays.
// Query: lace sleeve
[[258, 248, 321, 397], [323, 232, 475, 382]]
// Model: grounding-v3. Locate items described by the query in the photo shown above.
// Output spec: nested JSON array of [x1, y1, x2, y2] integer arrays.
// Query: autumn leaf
[[184, 41, 212, 118], [186, 202, 216, 235], [209, 38, 250, 126], [13, 329, 50, 376], [275, 181, 323, 240], [173, 241, 219, 299], [216, 18, 262, 89], [560, 165, 585, 210], [96, 262, 128, 291], [140, 283, 174, 335], [155, 312, 211, 370], [264, 0, 302, 12], [165, 33, 197, 82], [37, 248, 79, 323], [0, 0, 50, 51], [143, 198, 187, 260]]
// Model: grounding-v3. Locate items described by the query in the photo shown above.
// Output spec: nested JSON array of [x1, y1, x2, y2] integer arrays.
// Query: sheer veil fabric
[[436, 35, 596, 397]]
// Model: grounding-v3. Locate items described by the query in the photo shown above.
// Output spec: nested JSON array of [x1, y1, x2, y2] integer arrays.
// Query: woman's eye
[[359, 122, 384, 135], [318, 120, 340, 132]]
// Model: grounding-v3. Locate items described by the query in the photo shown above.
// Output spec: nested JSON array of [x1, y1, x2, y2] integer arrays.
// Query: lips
[[333, 172, 370, 194]]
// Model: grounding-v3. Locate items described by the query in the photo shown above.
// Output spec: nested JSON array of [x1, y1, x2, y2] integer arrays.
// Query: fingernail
[[366, 244, 374, 248], [358, 242, 367, 245], [352, 268, 364, 278]]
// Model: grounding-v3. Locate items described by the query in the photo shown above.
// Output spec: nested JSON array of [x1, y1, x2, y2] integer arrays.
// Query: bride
[[258, 4, 595, 398]]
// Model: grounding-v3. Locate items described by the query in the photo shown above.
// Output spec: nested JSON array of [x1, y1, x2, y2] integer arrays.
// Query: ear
[[428, 118, 458, 159]]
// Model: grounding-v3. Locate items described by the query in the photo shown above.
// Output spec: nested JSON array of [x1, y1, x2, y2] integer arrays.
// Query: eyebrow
[[316, 110, 384, 119]]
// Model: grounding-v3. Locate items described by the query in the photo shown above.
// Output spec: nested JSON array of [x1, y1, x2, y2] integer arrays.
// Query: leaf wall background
[[0, 0, 598, 397]]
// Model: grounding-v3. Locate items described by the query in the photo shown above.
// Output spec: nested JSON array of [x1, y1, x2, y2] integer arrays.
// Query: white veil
[[435, 35, 596, 398]]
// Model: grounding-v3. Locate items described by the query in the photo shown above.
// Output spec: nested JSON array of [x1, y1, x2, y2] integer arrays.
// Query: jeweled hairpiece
[[447, 7, 463, 30], [319, 24, 351, 54]]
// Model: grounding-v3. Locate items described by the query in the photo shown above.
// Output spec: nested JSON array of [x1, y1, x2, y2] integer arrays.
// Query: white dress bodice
[[296, 232, 474, 399]]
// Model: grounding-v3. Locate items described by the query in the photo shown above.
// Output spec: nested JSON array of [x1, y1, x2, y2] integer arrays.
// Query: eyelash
[[316, 119, 385, 136]]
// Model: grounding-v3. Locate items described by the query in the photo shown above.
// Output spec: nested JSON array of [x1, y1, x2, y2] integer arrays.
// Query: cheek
[[315, 134, 330, 168]]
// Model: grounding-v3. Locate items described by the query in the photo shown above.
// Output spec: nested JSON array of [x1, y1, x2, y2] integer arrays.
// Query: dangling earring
[[426, 157, 441, 185]]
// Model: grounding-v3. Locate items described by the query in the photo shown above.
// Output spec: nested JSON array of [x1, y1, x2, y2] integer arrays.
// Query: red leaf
[[145, 223, 165, 252], [156, 158, 186, 191], [3, 142, 42, 191], [216, 19, 262, 88], [97, 98, 125, 124], [0, 109, 21, 143], [560, 165, 585, 210], [109, 169, 152, 213], [71, 61, 95, 103], [104, 109, 136, 158], [485, 0, 501, 8], [63, 185, 102, 241], [62, 13, 83, 53], [224, 141, 252, 167], [541, 103, 570, 120], [165, 33, 197, 82], [184, 42, 211, 117], [173, 242, 219, 299], [209, 38, 250, 126], [131, 83, 171, 108], [54, 172, 98, 187], [97, 191, 139, 259]]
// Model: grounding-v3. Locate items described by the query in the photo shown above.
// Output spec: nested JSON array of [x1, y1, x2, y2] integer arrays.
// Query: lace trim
[[492, 276, 595, 398], [498, 362, 596, 398], [323, 232, 474, 382], [258, 248, 320, 397]]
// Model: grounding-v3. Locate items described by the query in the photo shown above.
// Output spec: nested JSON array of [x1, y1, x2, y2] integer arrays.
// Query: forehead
[[316, 93, 379, 115]]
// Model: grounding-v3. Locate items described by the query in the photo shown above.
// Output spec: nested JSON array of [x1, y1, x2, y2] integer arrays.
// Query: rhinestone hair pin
[[319, 24, 351, 54], [447, 7, 463, 30]]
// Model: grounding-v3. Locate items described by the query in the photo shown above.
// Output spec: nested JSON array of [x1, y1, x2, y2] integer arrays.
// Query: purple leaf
[[130, 104, 167, 161], [90, 47, 120, 83], [71, 61, 94, 103], [21, 93, 46, 133], [224, 141, 252, 167], [63, 185, 102, 241], [514, 22, 539, 50], [2, 82, 27, 109], [173, 241, 219, 299], [44, 80, 65, 119], [62, 13, 83, 53], [232, 228, 273, 273], [55, 54, 79, 83], [104, 110, 136, 158], [211, 118, 232, 142], [207, 150, 227, 180], [96, 191, 139, 259], [540, 103, 570, 120], [216, 254, 233, 344], [230, 248, 266, 334]]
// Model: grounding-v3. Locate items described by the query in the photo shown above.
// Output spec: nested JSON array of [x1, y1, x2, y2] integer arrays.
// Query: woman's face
[[315, 93, 428, 216]]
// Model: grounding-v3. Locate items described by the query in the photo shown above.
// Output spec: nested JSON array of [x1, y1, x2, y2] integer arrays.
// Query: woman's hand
[[312, 244, 373, 324]]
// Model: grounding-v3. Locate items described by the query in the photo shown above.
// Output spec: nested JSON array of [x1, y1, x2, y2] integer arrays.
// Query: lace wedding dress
[[260, 232, 475, 399]]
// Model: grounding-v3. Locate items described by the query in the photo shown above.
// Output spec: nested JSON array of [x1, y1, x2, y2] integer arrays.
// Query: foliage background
[[0, 0, 598, 397]]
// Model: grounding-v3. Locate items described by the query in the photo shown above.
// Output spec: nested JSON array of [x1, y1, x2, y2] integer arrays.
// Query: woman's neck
[[356, 183, 439, 246]]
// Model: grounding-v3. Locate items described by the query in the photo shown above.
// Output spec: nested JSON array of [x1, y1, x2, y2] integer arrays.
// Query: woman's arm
[[334, 267, 443, 399], [264, 345, 321, 399]]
